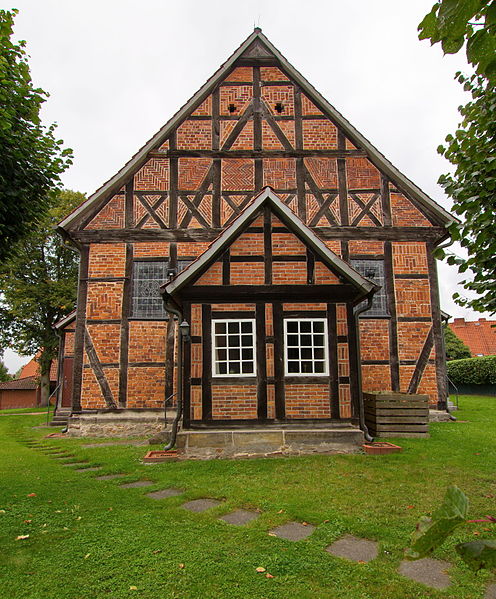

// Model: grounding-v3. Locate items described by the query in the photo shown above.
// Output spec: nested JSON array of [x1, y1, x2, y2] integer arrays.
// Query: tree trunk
[[38, 357, 52, 407]]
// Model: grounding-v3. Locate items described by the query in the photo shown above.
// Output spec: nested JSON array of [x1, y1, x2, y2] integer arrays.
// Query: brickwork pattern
[[285, 384, 330, 418], [211, 385, 258, 419]]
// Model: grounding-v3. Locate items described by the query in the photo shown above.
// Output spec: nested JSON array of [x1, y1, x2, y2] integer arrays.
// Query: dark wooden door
[[61, 358, 74, 408]]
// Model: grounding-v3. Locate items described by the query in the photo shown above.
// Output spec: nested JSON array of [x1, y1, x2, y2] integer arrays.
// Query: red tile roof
[[0, 376, 37, 390], [449, 318, 496, 357]]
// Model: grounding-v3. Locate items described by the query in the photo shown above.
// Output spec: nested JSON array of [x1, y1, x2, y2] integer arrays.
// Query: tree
[[0, 358, 11, 382], [418, 0, 496, 79], [443, 324, 472, 361], [419, 3, 496, 315], [0, 190, 85, 405], [0, 9, 72, 263]]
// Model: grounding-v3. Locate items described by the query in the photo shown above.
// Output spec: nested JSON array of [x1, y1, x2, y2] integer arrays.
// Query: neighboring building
[[0, 358, 57, 410], [449, 318, 496, 357], [56, 29, 455, 439]]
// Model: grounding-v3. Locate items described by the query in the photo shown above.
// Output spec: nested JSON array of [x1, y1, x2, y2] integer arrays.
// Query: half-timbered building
[[57, 29, 454, 444]]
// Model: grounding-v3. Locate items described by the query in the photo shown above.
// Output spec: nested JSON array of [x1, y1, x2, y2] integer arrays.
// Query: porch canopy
[[161, 187, 378, 309]]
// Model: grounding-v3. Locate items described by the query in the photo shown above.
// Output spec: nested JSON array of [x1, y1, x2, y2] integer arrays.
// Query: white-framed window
[[212, 319, 256, 377], [284, 318, 329, 376]]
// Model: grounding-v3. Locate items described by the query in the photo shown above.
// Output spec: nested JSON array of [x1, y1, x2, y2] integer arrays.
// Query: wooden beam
[[384, 241, 400, 391], [256, 302, 267, 419], [427, 244, 448, 409], [201, 304, 212, 420], [148, 149, 367, 159], [71, 245, 89, 412], [272, 301, 285, 419], [327, 303, 340, 418], [118, 243, 133, 407], [84, 328, 117, 409]]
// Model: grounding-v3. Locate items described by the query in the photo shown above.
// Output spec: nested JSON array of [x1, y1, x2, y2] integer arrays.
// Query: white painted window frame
[[283, 318, 329, 376], [211, 318, 257, 378]]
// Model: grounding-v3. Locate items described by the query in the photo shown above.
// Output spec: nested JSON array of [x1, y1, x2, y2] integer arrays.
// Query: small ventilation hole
[[228, 103, 237, 113], [275, 102, 284, 113]]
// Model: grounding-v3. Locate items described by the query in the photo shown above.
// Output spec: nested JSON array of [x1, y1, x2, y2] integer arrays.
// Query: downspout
[[354, 295, 374, 442], [162, 296, 188, 451]]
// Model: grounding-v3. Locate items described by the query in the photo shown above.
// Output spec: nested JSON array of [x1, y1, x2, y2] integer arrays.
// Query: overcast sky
[[1, 0, 489, 373]]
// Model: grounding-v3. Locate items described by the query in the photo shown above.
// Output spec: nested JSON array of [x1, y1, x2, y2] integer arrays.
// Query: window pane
[[241, 361, 254, 374], [242, 348, 253, 360], [313, 321, 324, 333], [288, 361, 299, 373], [288, 348, 299, 359], [229, 349, 240, 361], [314, 361, 325, 373], [314, 348, 324, 360], [228, 322, 239, 334], [301, 361, 313, 373], [216, 335, 227, 348], [217, 362, 227, 375], [351, 259, 388, 316], [287, 334, 299, 346], [300, 321, 311, 333], [301, 334, 312, 346], [215, 322, 226, 334], [241, 335, 252, 347], [228, 335, 238, 347], [241, 321, 252, 333], [229, 362, 241, 374], [313, 335, 325, 347], [301, 347, 312, 359], [216, 349, 227, 361], [286, 321, 298, 333]]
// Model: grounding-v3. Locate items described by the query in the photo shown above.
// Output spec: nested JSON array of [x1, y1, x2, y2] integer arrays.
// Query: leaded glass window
[[131, 260, 191, 319], [351, 259, 388, 316]]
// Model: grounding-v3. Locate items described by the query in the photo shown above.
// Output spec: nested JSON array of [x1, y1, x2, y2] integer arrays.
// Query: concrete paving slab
[[95, 474, 128, 481], [270, 521, 315, 541], [61, 462, 89, 467], [398, 558, 451, 589], [325, 535, 378, 562], [119, 480, 154, 489], [485, 583, 496, 599], [182, 499, 221, 512], [146, 488, 183, 500], [74, 467, 102, 472], [220, 509, 260, 526]]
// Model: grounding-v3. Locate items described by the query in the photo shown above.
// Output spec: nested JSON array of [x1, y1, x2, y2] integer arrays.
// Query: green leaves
[[0, 9, 73, 263], [406, 486, 469, 560], [456, 540, 496, 571], [418, 0, 496, 79]]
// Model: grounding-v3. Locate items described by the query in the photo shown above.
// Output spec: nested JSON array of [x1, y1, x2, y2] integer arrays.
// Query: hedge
[[447, 355, 496, 386]]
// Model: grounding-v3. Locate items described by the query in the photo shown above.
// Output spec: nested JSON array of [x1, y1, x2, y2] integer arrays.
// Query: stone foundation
[[66, 409, 165, 438], [152, 426, 364, 458]]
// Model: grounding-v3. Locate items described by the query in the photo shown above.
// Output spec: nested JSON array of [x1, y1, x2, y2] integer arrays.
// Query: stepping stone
[[270, 522, 315, 541], [486, 583, 496, 599], [146, 488, 183, 500], [74, 467, 102, 472], [95, 473, 128, 481], [182, 499, 221, 512], [220, 509, 260, 526], [325, 535, 378, 562], [398, 558, 451, 589], [119, 480, 154, 489], [62, 462, 89, 467]]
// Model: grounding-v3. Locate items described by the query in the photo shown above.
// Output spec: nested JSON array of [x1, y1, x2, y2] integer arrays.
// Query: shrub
[[447, 356, 496, 386]]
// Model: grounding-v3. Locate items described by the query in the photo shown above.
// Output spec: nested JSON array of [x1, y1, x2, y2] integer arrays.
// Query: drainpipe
[[354, 295, 374, 442], [162, 297, 190, 451]]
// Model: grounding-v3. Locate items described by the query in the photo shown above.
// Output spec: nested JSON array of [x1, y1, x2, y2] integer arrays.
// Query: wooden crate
[[364, 392, 429, 438]]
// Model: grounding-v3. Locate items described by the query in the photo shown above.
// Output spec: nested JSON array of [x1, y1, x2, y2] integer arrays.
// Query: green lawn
[[0, 396, 494, 599]]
